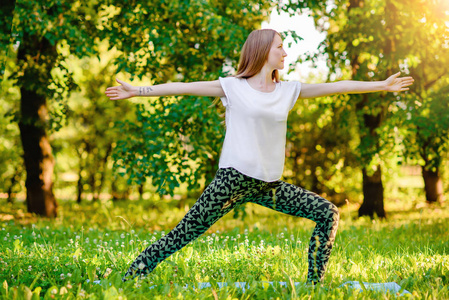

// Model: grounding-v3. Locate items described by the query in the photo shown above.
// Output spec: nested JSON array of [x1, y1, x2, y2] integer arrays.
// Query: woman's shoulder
[[219, 76, 244, 81], [279, 79, 301, 84], [279, 80, 302, 89], [219, 76, 246, 87]]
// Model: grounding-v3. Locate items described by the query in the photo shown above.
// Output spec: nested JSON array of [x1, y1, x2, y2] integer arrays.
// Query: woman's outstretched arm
[[299, 72, 414, 99], [105, 79, 225, 100]]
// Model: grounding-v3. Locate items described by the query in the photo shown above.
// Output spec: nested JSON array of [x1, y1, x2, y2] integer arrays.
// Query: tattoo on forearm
[[138, 86, 153, 96]]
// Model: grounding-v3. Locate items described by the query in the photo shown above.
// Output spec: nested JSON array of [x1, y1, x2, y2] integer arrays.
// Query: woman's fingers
[[385, 73, 414, 92], [386, 72, 401, 82], [108, 93, 123, 100], [105, 86, 120, 93], [105, 78, 130, 100], [400, 77, 414, 87], [105, 87, 123, 100], [105, 90, 117, 96]]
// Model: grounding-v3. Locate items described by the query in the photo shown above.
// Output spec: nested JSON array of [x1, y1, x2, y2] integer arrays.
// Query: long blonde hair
[[235, 29, 281, 82]]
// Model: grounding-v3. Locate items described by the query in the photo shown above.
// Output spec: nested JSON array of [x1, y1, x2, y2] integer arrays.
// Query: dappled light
[[1, 0, 449, 298], [1, 200, 448, 298]]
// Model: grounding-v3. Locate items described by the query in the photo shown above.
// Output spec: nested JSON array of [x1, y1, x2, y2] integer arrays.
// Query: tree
[[7, 0, 286, 216], [284, 75, 360, 205], [393, 0, 449, 203], [10, 0, 103, 216], [108, 0, 279, 196], [51, 46, 135, 203], [291, 0, 449, 216], [397, 82, 449, 203]]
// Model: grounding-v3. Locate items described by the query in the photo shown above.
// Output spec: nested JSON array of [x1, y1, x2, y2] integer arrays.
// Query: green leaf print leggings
[[124, 167, 339, 283]]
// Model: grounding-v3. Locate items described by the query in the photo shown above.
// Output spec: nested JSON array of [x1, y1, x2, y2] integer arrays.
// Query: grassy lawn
[[0, 198, 448, 299]]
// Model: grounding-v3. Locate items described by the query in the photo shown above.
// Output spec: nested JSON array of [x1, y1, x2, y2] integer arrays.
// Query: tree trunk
[[348, 0, 387, 219], [138, 182, 144, 200], [90, 170, 97, 202], [6, 176, 16, 204], [6, 169, 21, 203], [422, 166, 443, 203], [7, 186, 14, 203], [357, 111, 386, 218], [19, 88, 58, 217], [111, 178, 120, 201], [358, 167, 385, 218], [94, 144, 112, 202], [77, 165, 83, 203], [75, 144, 84, 203], [17, 34, 58, 217]]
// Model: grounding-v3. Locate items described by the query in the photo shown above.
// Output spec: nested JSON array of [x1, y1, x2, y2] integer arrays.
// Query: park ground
[[0, 198, 448, 299]]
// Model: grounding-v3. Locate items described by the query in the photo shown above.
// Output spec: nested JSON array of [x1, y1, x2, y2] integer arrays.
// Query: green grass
[[0, 199, 448, 299]]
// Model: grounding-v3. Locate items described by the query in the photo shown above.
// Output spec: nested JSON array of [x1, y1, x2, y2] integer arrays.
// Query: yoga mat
[[87, 279, 410, 295], [340, 281, 411, 296]]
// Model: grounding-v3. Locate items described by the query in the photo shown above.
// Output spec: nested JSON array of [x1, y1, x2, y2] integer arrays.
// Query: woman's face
[[266, 34, 287, 70]]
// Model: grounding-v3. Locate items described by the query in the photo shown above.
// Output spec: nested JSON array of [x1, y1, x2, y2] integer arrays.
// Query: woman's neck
[[246, 67, 276, 92]]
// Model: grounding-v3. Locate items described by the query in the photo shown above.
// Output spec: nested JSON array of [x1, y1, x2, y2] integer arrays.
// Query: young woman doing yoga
[[105, 29, 414, 284]]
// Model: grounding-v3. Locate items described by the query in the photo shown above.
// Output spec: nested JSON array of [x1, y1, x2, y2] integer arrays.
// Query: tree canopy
[[1, 0, 448, 218]]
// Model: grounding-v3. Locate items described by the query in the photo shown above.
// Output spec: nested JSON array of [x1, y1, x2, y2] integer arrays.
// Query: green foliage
[[286, 0, 449, 206], [13, 0, 101, 54], [102, 0, 274, 80], [3, 0, 117, 217], [1, 200, 449, 299], [109, 0, 277, 195], [51, 43, 136, 201], [278, 0, 327, 15], [4, 0, 448, 214], [300, 0, 404, 170], [10, 0, 110, 129], [285, 90, 361, 204], [0, 0, 16, 82], [385, 0, 449, 173], [114, 95, 225, 195], [12, 0, 97, 95], [394, 79, 449, 172], [0, 44, 23, 201]]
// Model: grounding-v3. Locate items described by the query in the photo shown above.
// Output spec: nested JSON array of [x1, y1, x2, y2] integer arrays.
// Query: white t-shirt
[[218, 77, 302, 182]]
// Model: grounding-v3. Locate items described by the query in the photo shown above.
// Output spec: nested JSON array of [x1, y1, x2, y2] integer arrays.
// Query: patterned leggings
[[124, 167, 339, 283]]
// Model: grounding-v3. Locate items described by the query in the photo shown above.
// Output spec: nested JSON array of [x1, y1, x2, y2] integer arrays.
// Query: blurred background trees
[[292, 0, 449, 216], [3, 0, 107, 217], [1, 0, 448, 218]]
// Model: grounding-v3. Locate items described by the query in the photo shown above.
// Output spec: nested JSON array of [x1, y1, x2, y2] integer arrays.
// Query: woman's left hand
[[384, 72, 414, 92]]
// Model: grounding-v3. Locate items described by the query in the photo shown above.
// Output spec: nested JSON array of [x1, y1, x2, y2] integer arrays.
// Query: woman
[[105, 29, 414, 284]]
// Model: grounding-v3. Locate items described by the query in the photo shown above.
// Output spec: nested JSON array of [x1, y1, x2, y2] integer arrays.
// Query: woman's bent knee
[[328, 202, 340, 224]]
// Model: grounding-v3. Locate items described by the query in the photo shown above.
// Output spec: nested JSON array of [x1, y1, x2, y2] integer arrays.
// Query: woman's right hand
[[105, 78, 136, 100]]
